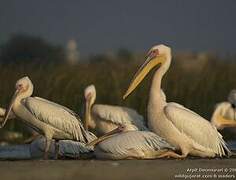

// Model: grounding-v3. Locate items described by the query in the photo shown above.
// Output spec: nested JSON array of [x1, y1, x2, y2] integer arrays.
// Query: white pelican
[[1, 76, 96, 159], [0, 136, 93, 160], [123, 44, 230, 158], [84, 84, 147, 135], [211, 90, 236, 129], [87, 126, 175, 159]]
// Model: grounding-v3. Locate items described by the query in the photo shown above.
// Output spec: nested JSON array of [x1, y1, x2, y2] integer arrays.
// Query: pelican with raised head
[[84, 84, 147, 135], [1, 76, 96, 159], [123, 44, 230, 158]]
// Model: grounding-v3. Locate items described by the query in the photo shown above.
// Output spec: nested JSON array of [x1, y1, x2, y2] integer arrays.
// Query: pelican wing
[[96, 131, 175, 157], [59, 140, 94, 158], [92, 104, 147, 130], [168, 102, 201, 117], [24, 97, 87, 142], [34, 97, 80, 118], [164, 103, 230, 156]]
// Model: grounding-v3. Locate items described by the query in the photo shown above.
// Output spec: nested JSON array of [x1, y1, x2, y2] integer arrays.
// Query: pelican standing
[[1, 76, 96, 159], [123, 44, 230, 158], [84, 85, 147, 135], [87, 126, 175, 160], [211, 90, 236, 129]]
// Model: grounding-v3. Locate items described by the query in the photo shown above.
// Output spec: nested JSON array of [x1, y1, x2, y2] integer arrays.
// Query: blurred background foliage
[[0, 34, 235, 140]]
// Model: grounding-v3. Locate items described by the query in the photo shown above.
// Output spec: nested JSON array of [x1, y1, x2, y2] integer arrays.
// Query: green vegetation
[[0, 34, 235, 139], [0, 54, 235, 139]]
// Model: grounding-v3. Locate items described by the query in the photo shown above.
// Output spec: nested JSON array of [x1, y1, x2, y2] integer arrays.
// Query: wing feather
[[96, 131, 175, 156], [24, 97, 87, 142], [92, 104, 147, 130], [164, 103, 230, 156]]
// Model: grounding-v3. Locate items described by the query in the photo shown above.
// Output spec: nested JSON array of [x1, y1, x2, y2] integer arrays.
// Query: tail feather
[[217, 132, 231, 157]]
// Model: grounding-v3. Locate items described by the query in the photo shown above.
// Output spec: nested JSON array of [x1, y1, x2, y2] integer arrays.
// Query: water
[[227, 141, 236, 151]]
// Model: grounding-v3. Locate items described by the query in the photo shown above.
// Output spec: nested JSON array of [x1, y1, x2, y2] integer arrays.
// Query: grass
[[0, 54, 235, 139]]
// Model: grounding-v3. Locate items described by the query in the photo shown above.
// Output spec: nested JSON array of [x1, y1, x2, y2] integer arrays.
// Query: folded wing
[[92, 104, 147, 130], [164, 103, 230, 156]]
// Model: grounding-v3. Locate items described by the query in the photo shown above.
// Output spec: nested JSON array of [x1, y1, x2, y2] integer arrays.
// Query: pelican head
[[228, 89, 236, 108], [123, 44, 171, 99], [84, 84, 96, 106], [1, 76, 33, 127]]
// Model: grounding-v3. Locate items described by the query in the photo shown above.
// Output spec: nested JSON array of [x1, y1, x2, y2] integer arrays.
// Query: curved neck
[[15, 86, 33, 105], [148, 54, 171, 108], [84, 94, 95, 131]]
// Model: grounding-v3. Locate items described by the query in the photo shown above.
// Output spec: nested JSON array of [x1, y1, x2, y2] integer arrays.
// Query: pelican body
[[1, 77, 95, 158], [211, 90, 236, 130], [0, 136, 93, 160], [84, 85, 147, 135], [123, 44, 230, 158], [94, 130, 175, 160]]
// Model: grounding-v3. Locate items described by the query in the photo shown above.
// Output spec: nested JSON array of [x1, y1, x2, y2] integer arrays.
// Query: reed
[[0, 54, 235, 138]]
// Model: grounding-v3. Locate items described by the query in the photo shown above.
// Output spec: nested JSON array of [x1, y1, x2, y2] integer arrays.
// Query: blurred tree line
[[0, 33, 236, 140], [0, 34, 65, 64], [0, 34, 135, 64]]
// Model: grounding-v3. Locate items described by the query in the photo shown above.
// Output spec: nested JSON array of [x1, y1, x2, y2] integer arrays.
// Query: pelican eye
[[17, 84, 23, 89], [153, 49, 159, 55]]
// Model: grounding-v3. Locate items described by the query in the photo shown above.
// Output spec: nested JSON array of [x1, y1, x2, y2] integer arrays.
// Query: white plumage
[[92, 104, 147, 130], [94, 131, 175, 159], [24, 97, 86, 142], [123, 44, 230, 158], [165, 103, 228, 157], [84, 85, 147, 135], [1, 77, 96, 159], [211, 102, 236, 130]]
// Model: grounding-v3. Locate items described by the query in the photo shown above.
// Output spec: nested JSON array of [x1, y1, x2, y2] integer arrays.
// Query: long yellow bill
[[0, 89, 19, 128], [123, 54, 166, 99], [216, 115, 236, 129]]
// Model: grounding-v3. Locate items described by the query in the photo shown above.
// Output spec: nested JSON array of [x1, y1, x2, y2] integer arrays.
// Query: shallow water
[[227, 141, 236, 151]]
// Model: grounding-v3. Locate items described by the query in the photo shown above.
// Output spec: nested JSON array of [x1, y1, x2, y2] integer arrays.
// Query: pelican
[[84, 84, 147, 135], [211, 90, 236, 130], [1, 76, 96, 159], [0, 136, 93, 160], [87, 126, 175, 160], [123, 44, 231, 158]]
